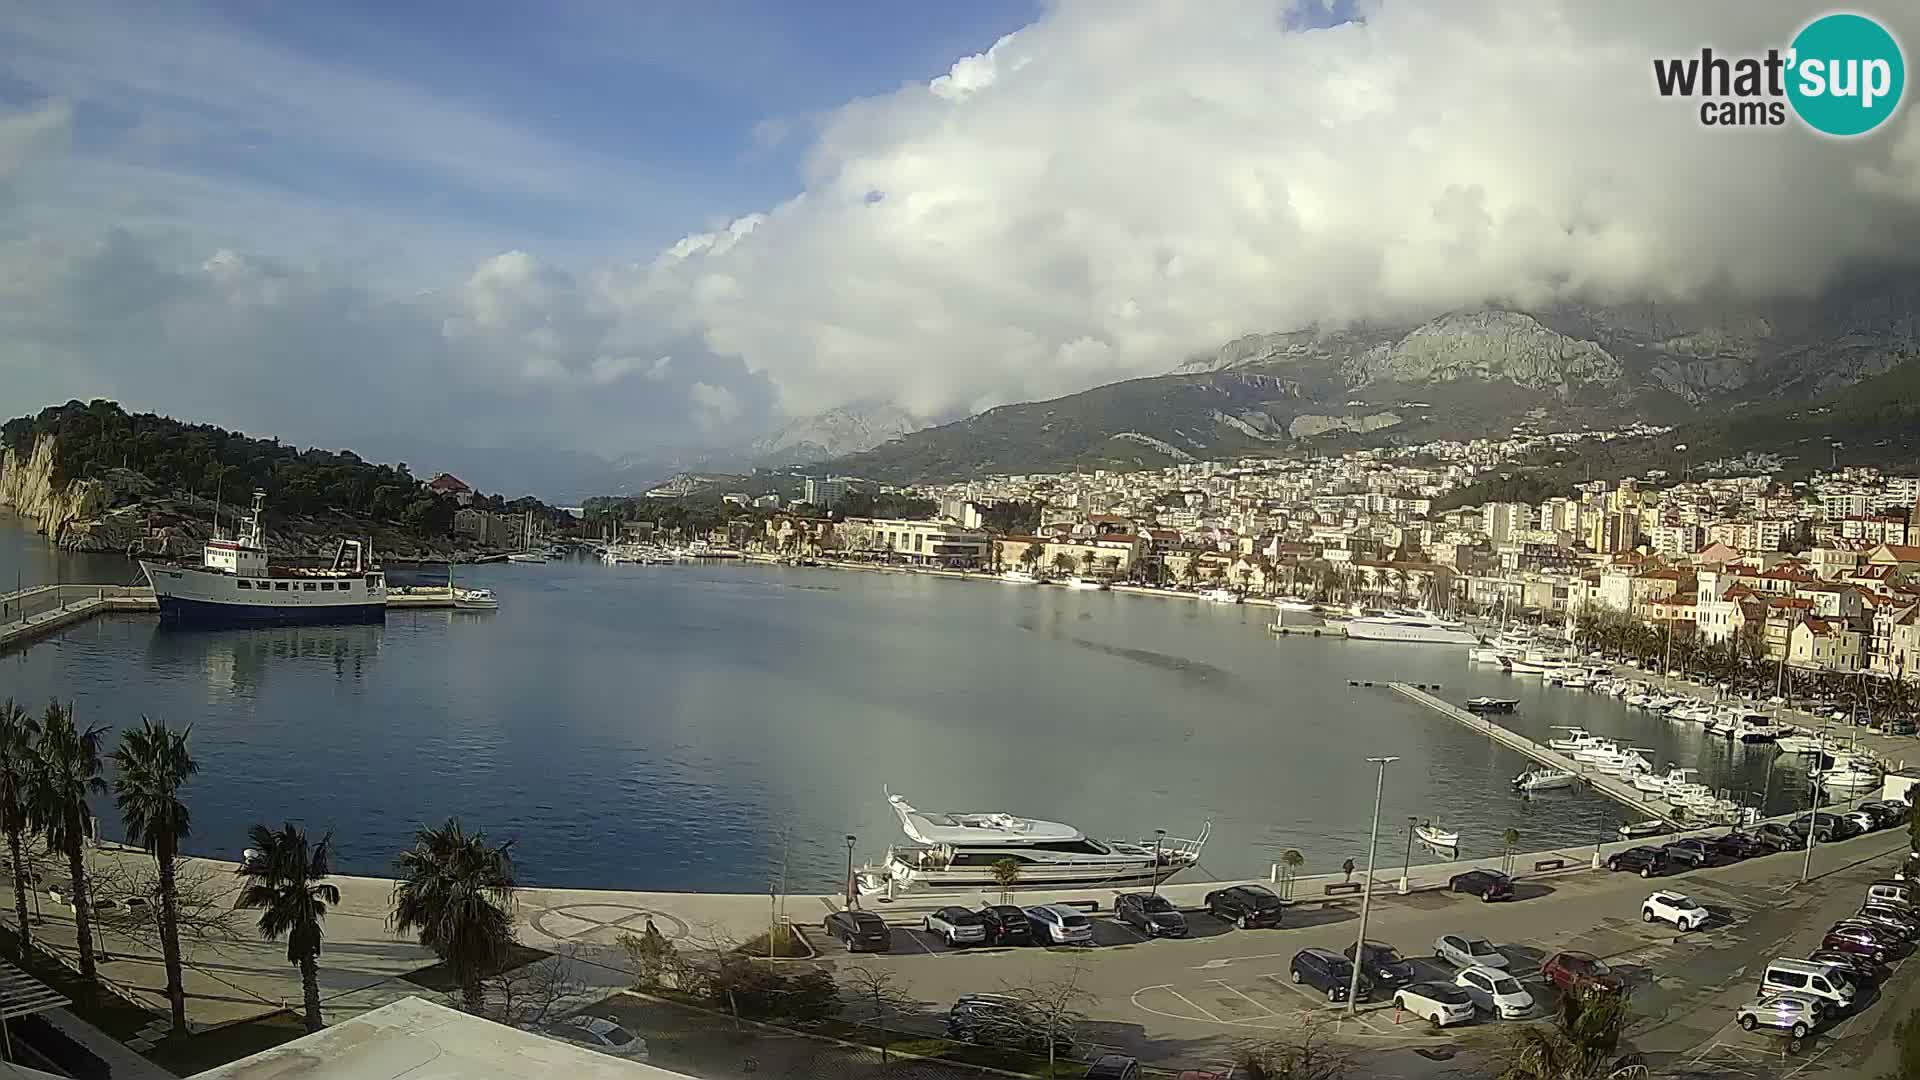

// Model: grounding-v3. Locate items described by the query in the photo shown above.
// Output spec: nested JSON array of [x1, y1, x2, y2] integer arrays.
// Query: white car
[[1735, 993, 1821, 1039], [1392, 980, 1477, 1027], [546, 1015, 648, 1060], [1642, 890, 1710, 932], [1023, 904, 1094, 945], [1456, 965, 1534, 1019], [1434, 933, 1509, 970], [922, 906, 988, 946]]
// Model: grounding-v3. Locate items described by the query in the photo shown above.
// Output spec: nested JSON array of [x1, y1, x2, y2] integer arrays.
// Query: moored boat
[[1343, 612, 1478, 645], [1064, 576, 1110, 591], [139, 491, 386, 627], [1415, 822, 1459, 848], [1463, 697, 1518, 713], [1513, 768, 1575, 792], [999, 569, 1040, 584], [1618, 819, 1671, 840]]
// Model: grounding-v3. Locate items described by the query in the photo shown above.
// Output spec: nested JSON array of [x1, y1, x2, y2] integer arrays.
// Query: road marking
[[904, 929, 943, 958], [1207, 979, 1279, 1017], [1192, 951, 1294, 970], [1163, 987, 1227, 1024]]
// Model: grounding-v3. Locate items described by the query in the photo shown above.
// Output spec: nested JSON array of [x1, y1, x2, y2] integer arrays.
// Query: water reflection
[[144, 624, 385, 696]]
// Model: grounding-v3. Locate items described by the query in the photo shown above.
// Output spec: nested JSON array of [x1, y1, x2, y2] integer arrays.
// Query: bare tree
[[90, 856, 243, 958], [1236, 1019, 1355, 1080], [841, 965, 916, 1063], [616, 920, 676, 990], [469, 944, 591, 1029], [1002, 968, 1093, 1074]]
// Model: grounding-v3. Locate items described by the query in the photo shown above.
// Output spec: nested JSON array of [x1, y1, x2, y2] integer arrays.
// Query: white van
[[1867, 880, 1916, 909], [1762, 959, 1854, 1009]]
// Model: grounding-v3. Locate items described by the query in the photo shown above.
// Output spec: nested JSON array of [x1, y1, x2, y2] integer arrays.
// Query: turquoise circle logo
[[1787, 13, 1905, 136]]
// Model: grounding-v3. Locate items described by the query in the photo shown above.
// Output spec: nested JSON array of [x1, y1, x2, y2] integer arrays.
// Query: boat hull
[[867, 861, 1188, 895], [156, 595, 385, 627], [1344, 621, 1478, 645], [143, 561, 387, 628]]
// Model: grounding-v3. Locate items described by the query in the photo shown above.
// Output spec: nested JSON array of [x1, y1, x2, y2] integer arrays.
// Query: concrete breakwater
[[0, 582, 460, 655]]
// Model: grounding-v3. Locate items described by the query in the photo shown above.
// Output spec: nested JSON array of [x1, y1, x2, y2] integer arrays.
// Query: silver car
[[1434, 933, 1508, 970], [1736, 993, 1821, 1039], [1024, 904, 1094, 945], [545, 1015, 649, 1060]]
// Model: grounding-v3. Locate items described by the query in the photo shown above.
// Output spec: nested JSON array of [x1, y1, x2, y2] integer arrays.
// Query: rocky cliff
[[0, 435, 147, 550]]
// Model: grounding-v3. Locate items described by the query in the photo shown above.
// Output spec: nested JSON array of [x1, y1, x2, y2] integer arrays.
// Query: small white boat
[[1500, 657, 1548, 676], [1736, 716, 1780, 743], [1415, 822, 1459, 848], [1064, 576, 1109, 591], [506, 552, 548, 564], [1463, 697, 1518, 713], [1513, 769, 1576, 792], [999, 569, 1040, 584], [1202, 588, 1243, 604], [1560, 674, 1593, 690], [453, 588, 499, 611], [1775, 734, 1837, 755], [1547, 727, 1591, 752], [1618, 819, 1671, 840], [1819, 767, 1883, 795], [1571, 738, 1622, 763]]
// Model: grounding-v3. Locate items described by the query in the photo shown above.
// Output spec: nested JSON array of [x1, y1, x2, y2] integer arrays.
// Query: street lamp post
[[1348, 756, 1399, 1013], [1150, 830, 1167, 899], [844, 834, 858, 909], [1801, 770, 1821, 885], [1399, 816, 1416, 895]]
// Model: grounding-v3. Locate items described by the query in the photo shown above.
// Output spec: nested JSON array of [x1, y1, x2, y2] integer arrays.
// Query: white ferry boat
[[1343, 611, 1478, 645], [139, 492, 385, 627], [856, 792, 1209, 896]]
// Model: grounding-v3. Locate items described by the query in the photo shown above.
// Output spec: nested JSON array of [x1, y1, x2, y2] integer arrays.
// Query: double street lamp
[[1348, 756, 1399, 1013]]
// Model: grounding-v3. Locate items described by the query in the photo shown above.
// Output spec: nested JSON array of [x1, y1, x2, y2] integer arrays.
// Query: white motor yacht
[[1547, 727, 1592, 752], [1735, 715, 1781, 743], [1571, 738, 1622, 763], [452, 588, 499, 611], [1201, 588, 1242, 604], [1064, 576, 1109, 591], [857, 793, 1210, 895], [1513, 768, 1576, 792], [1343, 611, 1479, 645], [506, 552, 548, 564], [1774, 733, 1837, 755], [999, 569, 1040, 584]]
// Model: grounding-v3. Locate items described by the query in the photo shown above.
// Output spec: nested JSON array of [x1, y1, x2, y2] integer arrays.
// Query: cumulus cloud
[[7, 1, 1920, 463], [639, 0, 1920, 420]]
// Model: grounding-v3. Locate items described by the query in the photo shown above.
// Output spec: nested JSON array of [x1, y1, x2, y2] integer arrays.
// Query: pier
[[1, 582, 459, 654], [1389, 681, 1684, 827]]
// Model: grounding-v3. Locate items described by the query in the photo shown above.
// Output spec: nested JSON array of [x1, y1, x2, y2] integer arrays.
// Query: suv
[[1447, 869, 1514, 901], [1290, 948, 1369, 1003], [1541, 951, 1624, 994], [977, 904, 1034, 946], [1115, 893, 1187, 937], [1790, 813, 1859, 843], [1642, 891, 1710, 931], [1710, 832, 1768, 860], [1025, 904, 1094, 945], [824, 910, 893, 952], [1343, 940, 1414, 987], [923, 906, 988, 946], [1660, 839, 1713, 870], [1735, 994, 1821, 1040], [1854, 905, 1920, 940], [1751, 823, 1801, 852], [1606, 846, 1668, 877], [1085, 1056, 1139, 1080], [946, 994, 1073, 1055], [1204, 884, 1283, 928]]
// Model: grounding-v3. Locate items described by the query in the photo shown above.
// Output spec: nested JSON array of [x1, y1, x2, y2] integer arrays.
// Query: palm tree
[[111, 718, 196, 1036], [1500, 988, 1637, 1080], [1279, 849, 1304, 900], [1050, 552, 1077, 578], [989, 857, 1022, 904], [236, 823, 340, 1032], [389, 818, 518, 1013], [27, 702, 107, 980], [1502, 828, 1521, 876], [0, 700, 39, 955]]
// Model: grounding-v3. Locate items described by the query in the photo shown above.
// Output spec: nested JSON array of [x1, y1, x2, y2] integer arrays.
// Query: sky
[[3, 1, 1920, 473]]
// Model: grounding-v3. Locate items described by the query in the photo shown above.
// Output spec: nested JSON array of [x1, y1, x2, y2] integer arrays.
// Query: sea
[[0, 515, 1818, 893]]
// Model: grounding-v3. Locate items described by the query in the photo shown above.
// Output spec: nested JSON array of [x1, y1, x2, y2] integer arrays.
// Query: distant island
[[0, 400, 570, 559]]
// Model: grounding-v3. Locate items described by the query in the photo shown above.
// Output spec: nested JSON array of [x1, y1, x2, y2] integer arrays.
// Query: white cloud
[[689, 381, 742, 430]]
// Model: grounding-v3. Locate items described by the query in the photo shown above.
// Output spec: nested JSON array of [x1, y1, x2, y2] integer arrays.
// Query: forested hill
[[1, 399, 567, 535]]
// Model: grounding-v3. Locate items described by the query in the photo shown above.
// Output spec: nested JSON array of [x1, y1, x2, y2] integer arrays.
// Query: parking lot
[[796, 830, 1918, 1078]]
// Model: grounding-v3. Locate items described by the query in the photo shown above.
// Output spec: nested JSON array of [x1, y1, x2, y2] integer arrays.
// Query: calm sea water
[[0, 517, 1818, 892]]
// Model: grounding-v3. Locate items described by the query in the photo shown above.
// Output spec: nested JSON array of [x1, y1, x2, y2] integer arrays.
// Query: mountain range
[[824, 271, 1920, 484]]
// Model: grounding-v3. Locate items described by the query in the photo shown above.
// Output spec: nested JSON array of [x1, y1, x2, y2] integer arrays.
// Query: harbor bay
[[1, 518, 1822, 894]]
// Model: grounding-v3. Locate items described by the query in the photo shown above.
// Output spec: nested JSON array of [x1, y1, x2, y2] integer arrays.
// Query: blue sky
[[2, 1, 1043, 272]]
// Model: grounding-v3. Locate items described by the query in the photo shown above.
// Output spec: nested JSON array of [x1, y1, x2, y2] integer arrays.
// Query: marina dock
[[1389, 681, 1685, 827], [1, 582, 459, 654]]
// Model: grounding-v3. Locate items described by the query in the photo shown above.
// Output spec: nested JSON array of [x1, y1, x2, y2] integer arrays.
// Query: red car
[[1541, 951, 1625, 994]]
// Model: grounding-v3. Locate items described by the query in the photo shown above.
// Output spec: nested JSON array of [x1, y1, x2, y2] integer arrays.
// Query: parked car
[[1434, 933, 1508, 970], [1710, 832, 1768, 860], [1660, 839, 1714, 870], [542, 1015, 649, 1060], [1115, 893, 1188, 938], [1751, 823, 1801, 852], [1541, 951, 1624, 994], [946, 994, 1074, 1055], [1393, 981, 1476, 1027], [923, 906, 988, 946], [1085, 1055, 1139, 1080], [1807, 949, 1889, 986], [1862, 801, 1911, 827], [1761, 958, 1856, 1010], [1735, 993, 1821, 1039], [1025, 904, 1095, 945], [1342, 940, 1415, 987], [1456, 965, 1535, 1019], [1605, 846, 1669, 877], [977, 904, 1035, 946], [1822, 922, 1903, 962], [1866, 879, 1918, 910], [824, 910, 893, 952], [1290, 947, 1370, 1003], [1789, 813, 1859, 843], [1853, 904, 1920, 940], [1447, 869, 1515, 901], [1203, 884, 1284, 928], [1844, 811, 1879, 836], [1642, 891, 1711, 932]]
